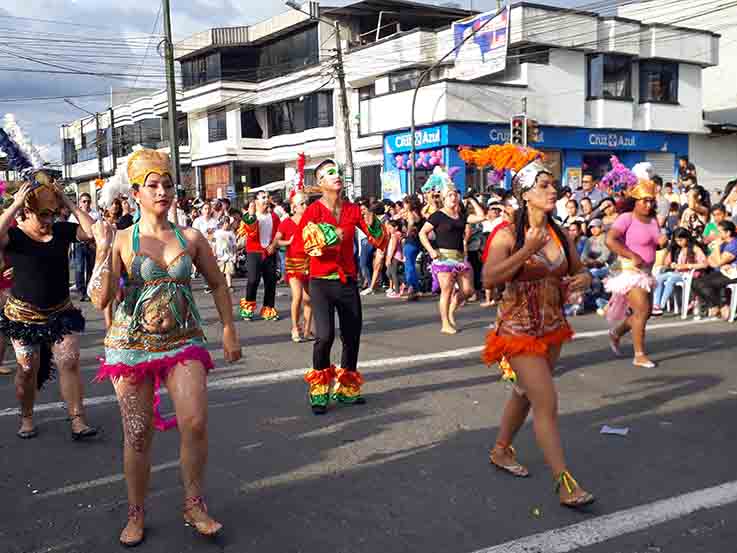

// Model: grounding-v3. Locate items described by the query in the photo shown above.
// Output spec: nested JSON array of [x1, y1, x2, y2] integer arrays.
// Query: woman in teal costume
[[89, 149, 241, 547]]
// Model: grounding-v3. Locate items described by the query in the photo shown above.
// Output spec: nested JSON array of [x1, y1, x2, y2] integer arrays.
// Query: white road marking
[[34, 460, 179, 499], [470, 479, 737, 553], [0, 318, 719, 418]]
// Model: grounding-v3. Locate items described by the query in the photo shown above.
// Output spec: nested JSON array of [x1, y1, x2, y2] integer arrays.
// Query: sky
[[0, 0, 583, 164]]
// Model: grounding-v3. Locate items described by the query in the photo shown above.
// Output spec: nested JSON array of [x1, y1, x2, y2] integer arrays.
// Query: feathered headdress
[[628, 162, 656, 200], [289, 152, 307, 200], [459, 144, 544, 199], [0, 114, 59, 212], [421, 166, 462, 196], [599, 156, 637, 194]]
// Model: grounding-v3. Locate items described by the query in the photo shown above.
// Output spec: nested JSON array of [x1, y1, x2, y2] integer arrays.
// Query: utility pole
[[162, 0, 182, 192], [333, 21, 355, 198], [285, 1, 354, 197]]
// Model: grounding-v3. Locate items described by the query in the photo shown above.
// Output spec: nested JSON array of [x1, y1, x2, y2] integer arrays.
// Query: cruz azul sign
[[587, 132, 636, 148], [389, 127, 444, 152]]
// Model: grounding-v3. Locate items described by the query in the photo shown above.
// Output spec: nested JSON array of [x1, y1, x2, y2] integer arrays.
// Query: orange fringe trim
[[482, 326, 574, 366], [304, 366, 337, 385], [335, 367, 364, 387], [459, 144, 542, 172]]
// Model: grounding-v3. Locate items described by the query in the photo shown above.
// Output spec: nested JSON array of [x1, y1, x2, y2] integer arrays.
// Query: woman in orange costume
[[468, 147, 595, 508]]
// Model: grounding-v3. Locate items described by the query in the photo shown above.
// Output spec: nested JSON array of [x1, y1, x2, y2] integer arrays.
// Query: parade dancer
[[463, 144, 595, 508], [89, 150, 241, 547], [299, 159, 386, 414], [418, 167, 485, 334], [275, 191, 313, 342], [0, 127, 98, 440], [238, 190, 281, 320], [605, 163, 666, 368]]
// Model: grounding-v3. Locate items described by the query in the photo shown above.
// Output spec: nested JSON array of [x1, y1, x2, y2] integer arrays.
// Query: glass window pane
[[639, 61, 678, 103]]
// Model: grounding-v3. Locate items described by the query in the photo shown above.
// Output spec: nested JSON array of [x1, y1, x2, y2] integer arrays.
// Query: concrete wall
[[689, 133, 737, 193]]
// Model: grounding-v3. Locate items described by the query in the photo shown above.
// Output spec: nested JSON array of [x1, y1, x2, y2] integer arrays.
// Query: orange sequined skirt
[[285, 255, 309, 284]]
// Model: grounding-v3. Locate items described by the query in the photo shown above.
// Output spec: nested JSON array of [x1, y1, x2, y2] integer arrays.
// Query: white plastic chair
[[674, 270, 696, 320], [728, 283, 737, 323]]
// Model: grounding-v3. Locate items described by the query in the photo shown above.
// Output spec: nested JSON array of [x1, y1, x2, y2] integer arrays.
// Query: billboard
[[452, 7, 510, 81]]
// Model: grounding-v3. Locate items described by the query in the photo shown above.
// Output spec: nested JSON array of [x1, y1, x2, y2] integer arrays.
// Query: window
[[360, 165, 381, 198], [181, 52, 222, 89], [258, 26, 318, 80], [241, 107, 263, 138], [62, 138, 77, 165], [389, 69, 424, 93], [587, 54, 632, 100], [358, 84, 375, 100], [161, 115, 190, 146], [639, 61, 678, 103], [137, 119, 162, 148], [267, 91, 333, 137], [208, 109, 227, 142]]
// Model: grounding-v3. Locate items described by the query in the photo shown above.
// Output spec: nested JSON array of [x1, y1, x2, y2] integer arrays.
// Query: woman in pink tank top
[[605, 164, 667, 369]]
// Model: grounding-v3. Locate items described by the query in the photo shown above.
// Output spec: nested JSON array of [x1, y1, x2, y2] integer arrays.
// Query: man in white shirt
[[192, 202, 219, 242], [71, 192, 99, 301]]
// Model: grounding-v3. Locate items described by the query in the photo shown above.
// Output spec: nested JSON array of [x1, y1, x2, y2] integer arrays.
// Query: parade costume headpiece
[[0, 114, 59, 212], [599, 155, 637, 194], [127, 148, 172, 188], [422, 166, 458, 196], [628, 162, 657, 200], [459, 143, 544, 200]]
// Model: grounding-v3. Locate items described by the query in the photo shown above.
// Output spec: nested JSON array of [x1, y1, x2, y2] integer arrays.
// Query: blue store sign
[[445, 123, 688, 154], [385, 126, 448, 153]]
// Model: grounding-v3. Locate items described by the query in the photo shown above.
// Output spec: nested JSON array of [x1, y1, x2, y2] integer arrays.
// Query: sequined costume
[[96, 222, 213, 430], [483, 227, 574, 382]]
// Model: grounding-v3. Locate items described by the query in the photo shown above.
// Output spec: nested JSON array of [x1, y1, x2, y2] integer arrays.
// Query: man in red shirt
[[299, 159, 386, 414], [239, 191, 281, 320]]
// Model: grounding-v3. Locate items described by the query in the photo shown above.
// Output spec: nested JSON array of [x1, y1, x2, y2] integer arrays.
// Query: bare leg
[[52, 334, 93, 434], [437, 273, 456, 334], [113, 376, 155, 545], [369, 250, 385, 291], [11, 340, 39, 435], [104, 304, 114, 329], [493, 345, 560, 466], [165, 360, 221, 535], [289, 279, 304, 335], [449, 271, 475, 329], [612, 288, 652, 364], [512, 351, 591, 502], [302, 281, 313, 337]]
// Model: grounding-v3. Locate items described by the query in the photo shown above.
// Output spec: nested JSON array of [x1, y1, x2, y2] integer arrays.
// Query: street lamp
[[409, 9, 501, 194], [284, 1, 355, 197]]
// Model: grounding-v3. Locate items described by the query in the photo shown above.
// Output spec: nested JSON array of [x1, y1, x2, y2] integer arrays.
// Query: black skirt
[[0, 308, 85, 389]]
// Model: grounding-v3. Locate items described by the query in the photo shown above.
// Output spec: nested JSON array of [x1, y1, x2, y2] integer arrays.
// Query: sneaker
[[651, 306, 663, 316], [360, 288, 375, 296], [386, 290, 402, 299]]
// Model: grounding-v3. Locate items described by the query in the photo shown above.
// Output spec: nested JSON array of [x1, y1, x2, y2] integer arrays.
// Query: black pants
[[693, 271, 737, 308], [245, 252, 277, 308], [468, 250, 482, 291], [310, 278, 362, 371], [74, 243, 94, 296]]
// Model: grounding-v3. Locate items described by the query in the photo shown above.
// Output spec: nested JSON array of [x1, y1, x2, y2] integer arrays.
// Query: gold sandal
[[119, 504, 145, 548], [555, 470, 595, 508], [489, 444, 529, 478], [183, 496, 223, 538]]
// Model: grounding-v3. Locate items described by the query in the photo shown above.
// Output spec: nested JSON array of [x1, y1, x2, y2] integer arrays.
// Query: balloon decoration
[[393, 149, 444, 170]]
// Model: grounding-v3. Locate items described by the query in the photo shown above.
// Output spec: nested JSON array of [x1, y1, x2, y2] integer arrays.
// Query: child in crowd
[[214, 217, 237, 290], [385, 219, 405, 298]]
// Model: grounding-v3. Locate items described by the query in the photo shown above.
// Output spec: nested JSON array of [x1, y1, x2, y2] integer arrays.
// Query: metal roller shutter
[[645, 152, 676, 182]]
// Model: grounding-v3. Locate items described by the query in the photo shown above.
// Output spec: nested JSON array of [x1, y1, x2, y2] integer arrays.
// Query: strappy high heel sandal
[[17, 410, 38, 439], [489, 443, 529, 478], [183, 496, 223, 538], [69, 413, 98, 441], [556, 470, 595, 508], [119, 505, 145, 548]]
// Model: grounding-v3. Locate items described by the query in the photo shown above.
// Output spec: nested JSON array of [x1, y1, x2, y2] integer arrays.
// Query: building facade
[[59, 1, 721, 201]]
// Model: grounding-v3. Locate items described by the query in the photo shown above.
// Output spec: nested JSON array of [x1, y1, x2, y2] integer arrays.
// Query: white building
[[619, 0, 737, 193], [60, 0, 721, 201], [59, 88, 192, 202]]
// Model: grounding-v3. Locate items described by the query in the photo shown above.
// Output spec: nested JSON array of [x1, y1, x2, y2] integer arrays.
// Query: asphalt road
[[0, 279, 736, 553]]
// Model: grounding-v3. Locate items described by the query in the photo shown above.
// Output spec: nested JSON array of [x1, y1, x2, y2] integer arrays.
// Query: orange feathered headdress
[[459, 144, 542, 173]]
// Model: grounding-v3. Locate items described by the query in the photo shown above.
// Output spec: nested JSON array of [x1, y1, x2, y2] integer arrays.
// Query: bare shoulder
[[495, 226, 516, 247], [180, 225, 203, 242]]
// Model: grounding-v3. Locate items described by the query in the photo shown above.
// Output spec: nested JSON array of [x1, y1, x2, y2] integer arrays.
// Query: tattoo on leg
[[11, 341, 38, 372], [119, 390, 151, 453], [52, 334, 80, 366]]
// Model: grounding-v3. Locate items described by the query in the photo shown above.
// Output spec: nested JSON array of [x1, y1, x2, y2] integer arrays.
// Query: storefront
[[383, 123, 689, 196]]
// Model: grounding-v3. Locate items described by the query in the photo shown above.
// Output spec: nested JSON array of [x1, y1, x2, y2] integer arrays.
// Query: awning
[[249, 180, 288, 193]]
